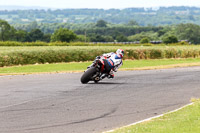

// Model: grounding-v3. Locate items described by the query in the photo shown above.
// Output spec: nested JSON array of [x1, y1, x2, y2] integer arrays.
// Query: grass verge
[[0, 58, 200, 75], [108, 99, 200, 133]]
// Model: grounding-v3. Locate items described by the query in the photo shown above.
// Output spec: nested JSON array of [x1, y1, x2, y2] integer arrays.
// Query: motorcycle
[[80, 57, 109, 84]]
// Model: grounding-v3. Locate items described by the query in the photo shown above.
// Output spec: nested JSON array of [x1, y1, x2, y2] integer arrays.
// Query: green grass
[[110, 99, 200, 133], [122, 58, 200, 68], [0, 62, 91, 74], [0, 58, 200, 74]]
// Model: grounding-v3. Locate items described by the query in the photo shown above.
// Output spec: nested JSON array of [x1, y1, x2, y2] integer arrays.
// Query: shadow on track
[[88, 82, 125, 84]]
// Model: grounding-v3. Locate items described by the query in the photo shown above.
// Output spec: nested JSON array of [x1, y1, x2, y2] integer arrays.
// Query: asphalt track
[[0, 67, 200, 133]]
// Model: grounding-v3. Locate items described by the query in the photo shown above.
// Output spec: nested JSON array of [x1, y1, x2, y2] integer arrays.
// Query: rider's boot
[[107, 70, 114, 79], [100, 73, 107, 80]]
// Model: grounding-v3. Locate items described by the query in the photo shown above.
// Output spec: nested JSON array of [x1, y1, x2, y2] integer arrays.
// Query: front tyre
[[81, 67, 97, 84]]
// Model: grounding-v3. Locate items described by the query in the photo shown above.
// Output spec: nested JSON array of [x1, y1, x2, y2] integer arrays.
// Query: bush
[[163, 35, 178, 44], [140, 37, 150, 44], [51, 28, 77, 42]]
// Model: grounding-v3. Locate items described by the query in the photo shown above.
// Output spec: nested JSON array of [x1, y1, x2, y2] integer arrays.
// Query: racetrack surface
[[0, 67, 200, 133]]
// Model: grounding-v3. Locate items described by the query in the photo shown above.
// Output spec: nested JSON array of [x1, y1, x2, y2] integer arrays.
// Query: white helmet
[[116, 49, 124, 57]]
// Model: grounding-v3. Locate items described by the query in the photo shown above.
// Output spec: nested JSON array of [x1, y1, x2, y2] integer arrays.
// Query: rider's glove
[[108, 71, 114, 79], [103, 53, 111, 58]]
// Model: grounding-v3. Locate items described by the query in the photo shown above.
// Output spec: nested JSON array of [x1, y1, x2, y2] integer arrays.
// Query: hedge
[[0, 46, 200, 67]]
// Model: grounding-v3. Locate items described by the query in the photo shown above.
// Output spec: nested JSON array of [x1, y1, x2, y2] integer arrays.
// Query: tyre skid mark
[[2, 107, 118, 132]]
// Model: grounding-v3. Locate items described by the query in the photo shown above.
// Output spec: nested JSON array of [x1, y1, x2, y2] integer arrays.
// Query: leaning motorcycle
[[80, 57, 108, 84]]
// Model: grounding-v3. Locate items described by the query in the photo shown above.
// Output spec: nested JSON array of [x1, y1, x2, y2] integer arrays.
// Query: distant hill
[[1, 6, 200, 26]]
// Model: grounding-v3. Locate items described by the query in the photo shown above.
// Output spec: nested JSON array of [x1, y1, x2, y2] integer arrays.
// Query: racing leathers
[[101, 52, 123, 79]]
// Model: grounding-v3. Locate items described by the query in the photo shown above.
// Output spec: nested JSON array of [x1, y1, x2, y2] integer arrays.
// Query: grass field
[[110, 99, 200, 133], [0, 58, 200, 75]]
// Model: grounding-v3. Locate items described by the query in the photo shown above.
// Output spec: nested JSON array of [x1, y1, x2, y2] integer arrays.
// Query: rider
[[89, 49, 124, 79]]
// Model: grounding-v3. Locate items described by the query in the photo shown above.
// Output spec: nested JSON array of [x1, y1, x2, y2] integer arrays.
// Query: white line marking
[[103, 102, 194, 133]]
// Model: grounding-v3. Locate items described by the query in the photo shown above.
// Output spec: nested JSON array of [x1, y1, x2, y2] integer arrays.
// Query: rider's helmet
[[116, 49, 124, 57]]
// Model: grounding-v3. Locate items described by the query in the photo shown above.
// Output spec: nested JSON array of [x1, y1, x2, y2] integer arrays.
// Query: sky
[[1, 0, 200, 9]]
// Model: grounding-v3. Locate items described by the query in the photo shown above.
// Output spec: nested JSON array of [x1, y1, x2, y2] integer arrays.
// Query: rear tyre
[[81, 67, 97, 84]]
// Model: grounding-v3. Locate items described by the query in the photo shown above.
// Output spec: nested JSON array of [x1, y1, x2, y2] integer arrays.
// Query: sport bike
[[80, 57, 109, 84]]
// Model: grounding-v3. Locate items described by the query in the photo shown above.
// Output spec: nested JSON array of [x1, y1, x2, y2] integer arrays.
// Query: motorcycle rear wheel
[[81, 67, 97, 84]]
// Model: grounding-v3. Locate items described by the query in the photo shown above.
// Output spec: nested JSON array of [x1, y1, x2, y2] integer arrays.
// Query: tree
[[175, 23, 200, 44], [103, 36, 114, 42], [96, 20, 107, 27], [9, 27, 17, 41], [76, 35, 90, 42], [29, 29, 44, 42], [158, 29, 167, 37], [42, 34, 51, 42], [140, 37, 150, 43], [116, 34, 128, 42], [128, 34, 146, 42], [0, 19, 12, 41], [14, 30, 28, 42], [127, 20, 139, 26], [89, 34, 105, 42], [51, 28, 77, 42], [163, 35, 178, 44]]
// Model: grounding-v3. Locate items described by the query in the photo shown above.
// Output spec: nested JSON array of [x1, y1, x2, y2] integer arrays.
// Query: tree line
[[1, 19, 200, 44], [1, 6, 200, 26], [0, 19, 76, 42]]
